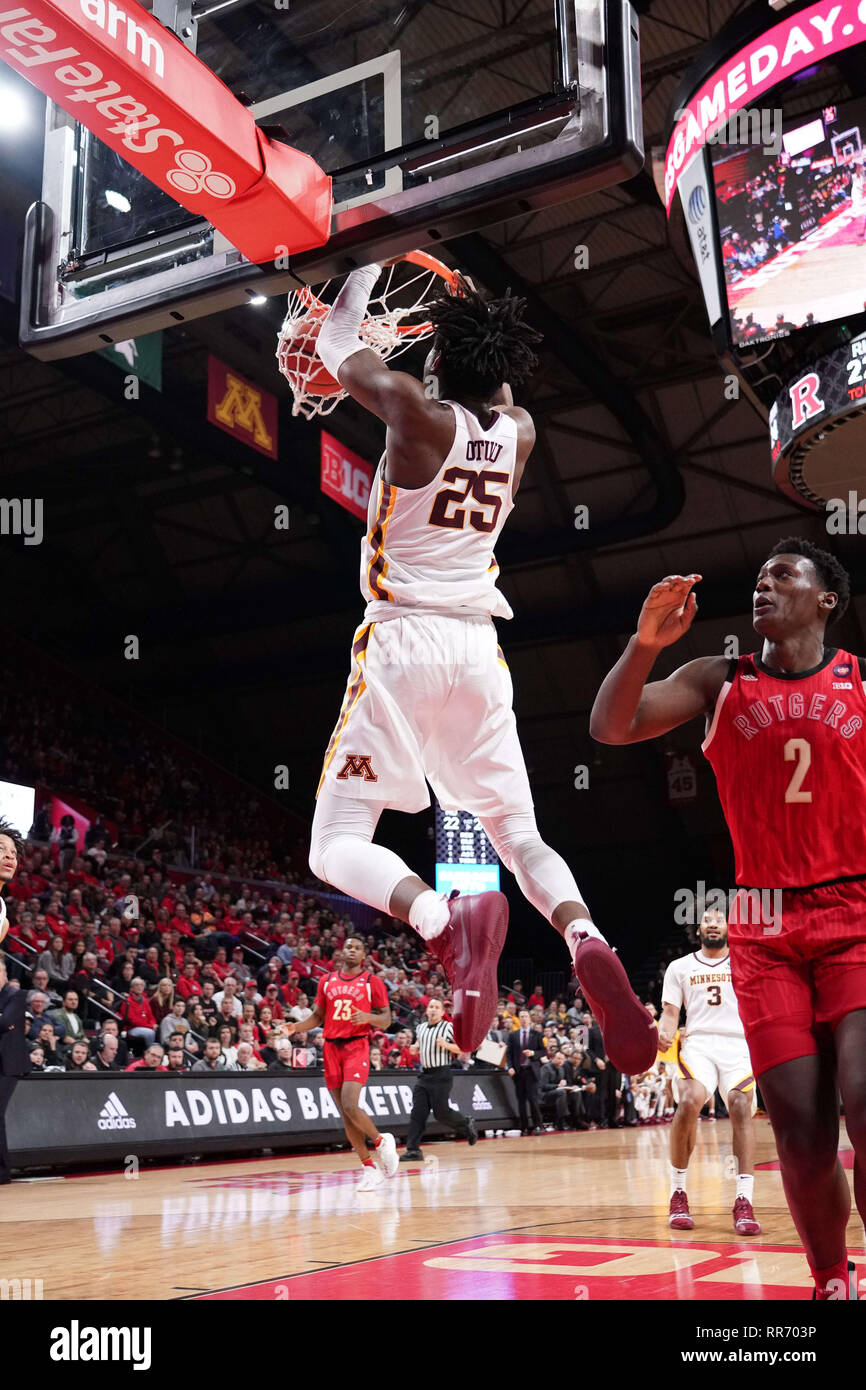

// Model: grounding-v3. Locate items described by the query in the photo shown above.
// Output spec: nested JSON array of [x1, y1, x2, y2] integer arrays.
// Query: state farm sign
[[320, 430, 374, 521]]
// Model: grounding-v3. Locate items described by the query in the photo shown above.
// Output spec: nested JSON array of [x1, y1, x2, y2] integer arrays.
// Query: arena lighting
[[0, 80, 28, 131], [247, 294, 268, 306], [103, 189, 131, 213]]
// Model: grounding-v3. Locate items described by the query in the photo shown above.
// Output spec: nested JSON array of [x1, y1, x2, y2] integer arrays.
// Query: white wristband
[[316, 263, 382, 378]]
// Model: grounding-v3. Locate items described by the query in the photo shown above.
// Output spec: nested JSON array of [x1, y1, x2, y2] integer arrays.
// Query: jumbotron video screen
[[712, 94, 866, 347]]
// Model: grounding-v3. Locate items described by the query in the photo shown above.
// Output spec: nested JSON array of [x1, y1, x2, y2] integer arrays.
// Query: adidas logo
[[98, 1092, 136, 1131], [471, 1084, 492, 1112]]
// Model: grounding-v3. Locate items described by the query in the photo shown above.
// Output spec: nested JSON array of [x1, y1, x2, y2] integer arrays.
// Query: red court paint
[[757, 1148, 854, 1172], [188, 1234, 865, 1301]]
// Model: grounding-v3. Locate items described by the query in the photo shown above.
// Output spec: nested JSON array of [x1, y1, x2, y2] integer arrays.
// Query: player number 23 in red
[[428, 467, 509, 533], [331, 999, 355, 1020]]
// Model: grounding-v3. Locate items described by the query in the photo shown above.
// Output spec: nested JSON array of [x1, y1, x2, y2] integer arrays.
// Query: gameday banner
[[0, 0, 331, 262], [208, 355, 278, 460], [7, 1071, 518, 1169], [320, 430, 374, 521], [665, 0, 866, 214]]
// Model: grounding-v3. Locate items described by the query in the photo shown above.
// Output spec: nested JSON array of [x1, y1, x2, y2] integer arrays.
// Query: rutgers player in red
[[591, 538, 866, 1300], [284, 935, 398, 1192]]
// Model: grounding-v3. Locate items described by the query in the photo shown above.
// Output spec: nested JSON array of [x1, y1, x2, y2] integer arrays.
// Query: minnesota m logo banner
[[208, 355, 278, 459], [336, 754, 378, 782]]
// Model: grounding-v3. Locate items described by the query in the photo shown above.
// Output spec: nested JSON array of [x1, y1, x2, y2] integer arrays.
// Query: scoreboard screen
[[434, 803, 501, 896]]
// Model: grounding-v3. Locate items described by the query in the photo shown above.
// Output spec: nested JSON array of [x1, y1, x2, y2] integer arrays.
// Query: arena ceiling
[[2, 0, 865, 971]]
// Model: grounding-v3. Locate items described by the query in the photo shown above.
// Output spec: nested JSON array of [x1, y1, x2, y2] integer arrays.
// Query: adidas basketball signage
[[97, 1092, 136, 1130], [471, 1084, 493, 1112]]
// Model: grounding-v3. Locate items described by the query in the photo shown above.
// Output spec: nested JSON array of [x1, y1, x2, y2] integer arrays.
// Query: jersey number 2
[[428, 467, 508, 533], [784, 738, 812, 803]]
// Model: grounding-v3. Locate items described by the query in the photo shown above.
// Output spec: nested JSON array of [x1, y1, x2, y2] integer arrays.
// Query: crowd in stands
[[718, 162, 853, 292], [0, 827, 673, 1134], [0, 667, 308, 879], [0, 650, 675, 1139]]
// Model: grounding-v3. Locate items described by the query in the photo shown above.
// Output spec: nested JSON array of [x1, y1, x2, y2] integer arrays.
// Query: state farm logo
[[167, 150, 236, 199], [98, 1092, 136, 1130]]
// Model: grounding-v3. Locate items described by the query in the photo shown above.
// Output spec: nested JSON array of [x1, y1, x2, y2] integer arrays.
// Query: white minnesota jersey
[[360, 401, 518, 622], [662, 951, 745, 1039]]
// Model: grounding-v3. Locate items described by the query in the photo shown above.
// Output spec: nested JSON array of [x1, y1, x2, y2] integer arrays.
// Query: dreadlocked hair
[[427, 287, 542, 398], [0, 816, 23, 861], [767, 536, 850, 625]]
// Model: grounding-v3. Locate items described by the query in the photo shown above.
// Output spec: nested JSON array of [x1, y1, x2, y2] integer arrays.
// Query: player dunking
[[591, 538, 866, 1299], [284, 935, 398, 1192], [659, 907, 760, 1237], [305, 263, 656, 1078]]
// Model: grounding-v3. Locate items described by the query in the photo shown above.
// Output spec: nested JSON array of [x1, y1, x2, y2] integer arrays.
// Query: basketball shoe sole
[[429, 891, 509, 1053], [574, 937, 658, 1075]]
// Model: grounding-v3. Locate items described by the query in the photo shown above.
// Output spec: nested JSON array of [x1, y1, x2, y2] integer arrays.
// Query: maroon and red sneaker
[[733, 1196, 761, 1236], [668, 1189, 694, 1230], [573, 936, 658, 1075], [427, 890, 509, 1053]]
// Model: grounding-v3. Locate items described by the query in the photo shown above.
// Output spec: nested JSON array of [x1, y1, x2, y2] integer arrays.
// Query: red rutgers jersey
[[703, 649, 866, 888], [316, 968, 389, 1039]]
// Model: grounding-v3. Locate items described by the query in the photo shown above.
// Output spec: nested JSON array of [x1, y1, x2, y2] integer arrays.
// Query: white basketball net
[[275, 254, 457, 419]]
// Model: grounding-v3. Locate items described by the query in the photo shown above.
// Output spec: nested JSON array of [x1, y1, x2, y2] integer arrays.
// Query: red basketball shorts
[[729, 877, 866, 1076], [323, 1035, 370, 1091]]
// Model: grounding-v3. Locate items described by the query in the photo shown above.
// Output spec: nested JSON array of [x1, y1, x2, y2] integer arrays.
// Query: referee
[[399, 999, 478, 1161]]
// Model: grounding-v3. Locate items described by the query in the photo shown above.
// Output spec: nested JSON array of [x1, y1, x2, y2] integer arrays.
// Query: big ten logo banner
[[320, 430, 374, 521], [208, 356, 278, 459]]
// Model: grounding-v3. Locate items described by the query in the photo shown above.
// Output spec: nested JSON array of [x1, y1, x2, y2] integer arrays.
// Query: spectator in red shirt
[[528, 984, 545, 1010], [210, 946, 231, 982], [176, 960, 202, 1001], [125, 1043, 165, 1071], [119, 977, 157, 1048], [261, 983, 285, 1019]]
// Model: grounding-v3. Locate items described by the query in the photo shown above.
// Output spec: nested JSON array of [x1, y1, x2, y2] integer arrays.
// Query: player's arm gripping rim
[[589, 574, 729, 744], [316, 261, 535, 490]]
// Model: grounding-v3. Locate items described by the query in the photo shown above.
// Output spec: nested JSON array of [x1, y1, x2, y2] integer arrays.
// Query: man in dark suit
[[541, 1049, 589, 1130], [506, 1009, 544, 1134]]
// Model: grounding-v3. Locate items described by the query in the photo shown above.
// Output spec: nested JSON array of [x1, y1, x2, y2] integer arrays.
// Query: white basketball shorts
[[316, 612, 534, 817], [675, 1032, 757, 1112]]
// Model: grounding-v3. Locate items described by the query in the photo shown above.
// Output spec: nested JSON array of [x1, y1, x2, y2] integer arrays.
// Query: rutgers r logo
[[336, 754, 378, 782]]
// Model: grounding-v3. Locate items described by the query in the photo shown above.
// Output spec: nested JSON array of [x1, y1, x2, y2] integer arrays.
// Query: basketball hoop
[[275, 251, 466, 419]]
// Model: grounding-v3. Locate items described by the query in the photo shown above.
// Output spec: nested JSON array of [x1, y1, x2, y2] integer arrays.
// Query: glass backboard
[[20, 0, 642, 358]]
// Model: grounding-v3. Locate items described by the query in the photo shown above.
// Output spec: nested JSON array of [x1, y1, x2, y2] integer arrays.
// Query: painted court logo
[[50, 1321, 151, 1371], [98, 1092, 136, 1130]]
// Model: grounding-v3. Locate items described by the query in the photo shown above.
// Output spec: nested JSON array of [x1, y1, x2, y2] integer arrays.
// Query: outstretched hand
[[636, 575, 701, 650]]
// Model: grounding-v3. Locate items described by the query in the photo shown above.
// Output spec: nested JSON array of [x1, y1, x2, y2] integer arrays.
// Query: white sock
[[670, 1165, 688, 1196], [409, 889, 450, 940], [736, 1174, 754, 1202], [564, 918, 609, 962]]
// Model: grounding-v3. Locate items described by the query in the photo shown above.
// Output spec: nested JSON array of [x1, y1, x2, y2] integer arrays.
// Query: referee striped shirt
[[416, 1019, 456, 1069]]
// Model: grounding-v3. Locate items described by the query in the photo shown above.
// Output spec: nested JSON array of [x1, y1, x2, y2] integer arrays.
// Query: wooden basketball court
[[2, 1119, 862, 1301]]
